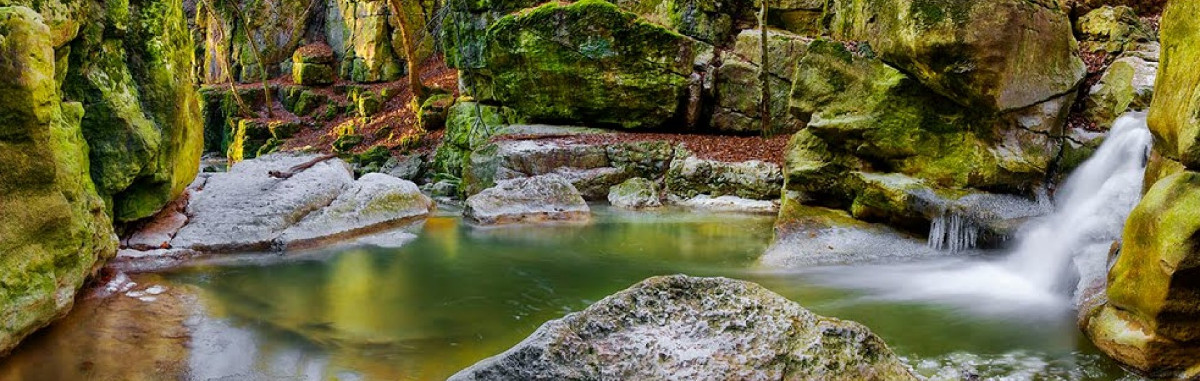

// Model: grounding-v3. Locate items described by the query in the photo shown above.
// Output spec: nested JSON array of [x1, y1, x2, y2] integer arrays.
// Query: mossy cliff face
[[830, 0, 1086, 112], [193, 0, 434, 84], [470, 0, 703, 129], [1084, 1, 1200, 377], [57, 0, 203, 221], [0, 6, 118, 354]]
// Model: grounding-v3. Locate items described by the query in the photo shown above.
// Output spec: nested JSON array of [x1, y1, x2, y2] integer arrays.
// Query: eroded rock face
[[450, 275, 916, 380], [51, 0, 204, 222], [464, 175, 591, 224], [830, 0, 1086, 112], [712, 29, 810, 133], [0, 6, 117, 353]]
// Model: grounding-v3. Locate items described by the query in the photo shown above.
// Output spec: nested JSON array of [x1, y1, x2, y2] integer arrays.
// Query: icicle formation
[[928, 212, 980, 252]]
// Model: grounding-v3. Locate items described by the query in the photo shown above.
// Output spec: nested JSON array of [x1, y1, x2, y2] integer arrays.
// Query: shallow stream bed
[[0, 206, 1138, 380]]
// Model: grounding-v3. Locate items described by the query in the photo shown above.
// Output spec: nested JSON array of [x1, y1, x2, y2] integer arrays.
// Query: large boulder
[[829, 0, 1086, 112], [1074, 5, 1154, 54], [457, 0, 706, 129], [170, 154, 356, 252], [0, 6, 117, 353], [665, 155, 783, 200], [608, 177, 663, 208], [450, 275, 916, 380], [1086, 172, 1200, 378], [1145, 1, 1200, 170], [787, 40, 1062, 195], [464, 175, 591, 224], [1084, 2, 1200, 376]]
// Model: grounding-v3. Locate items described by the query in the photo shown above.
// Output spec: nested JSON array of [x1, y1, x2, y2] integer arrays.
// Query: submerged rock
[[608, 177, 663, 209], [450, 275, 916, 380], [464, 175, 590, 225], [764, 201, 936, 267]]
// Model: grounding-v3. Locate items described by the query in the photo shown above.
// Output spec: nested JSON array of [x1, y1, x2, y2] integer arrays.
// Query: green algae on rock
[[456, 0, 705, 129], [1086, 171, 1200, 378], [0, 5, 117, 354], [829, 0, 1085, 112]]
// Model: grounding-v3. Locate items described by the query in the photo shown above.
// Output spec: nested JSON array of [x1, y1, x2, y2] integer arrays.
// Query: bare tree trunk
[[759, 0, 772, 136], [225, 0, 274, 117], [388, 0, 427, 101], [198, 0, 254, 117]]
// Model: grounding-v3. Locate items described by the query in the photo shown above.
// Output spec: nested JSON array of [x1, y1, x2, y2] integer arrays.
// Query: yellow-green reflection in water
[[0, 206, 1136, 380]]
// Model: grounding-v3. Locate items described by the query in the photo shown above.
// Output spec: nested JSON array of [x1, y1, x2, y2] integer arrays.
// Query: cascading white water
[[804, 113, 1152, 312], [1004, 112, 1152, 292], [928, 213, 980, 252]]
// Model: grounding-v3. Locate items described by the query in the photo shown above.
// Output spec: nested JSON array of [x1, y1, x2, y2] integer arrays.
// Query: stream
[[0, 205, 1138, 380]]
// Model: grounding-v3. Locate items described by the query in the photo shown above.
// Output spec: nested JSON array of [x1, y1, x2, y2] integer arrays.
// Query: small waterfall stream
[[1004, 113, 1152, 292], [806, 113, 1152, 312]]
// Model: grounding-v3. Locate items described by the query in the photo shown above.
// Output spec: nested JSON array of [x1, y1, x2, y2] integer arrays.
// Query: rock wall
[[1083, 1, 1200, 377], [192, 0, 435, 84], [0, 6, 118, 354], [1, 0, 202, 354]]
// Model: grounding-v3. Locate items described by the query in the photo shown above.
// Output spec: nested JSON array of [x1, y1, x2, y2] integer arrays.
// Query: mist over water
[[806, 113, 1153, 316]]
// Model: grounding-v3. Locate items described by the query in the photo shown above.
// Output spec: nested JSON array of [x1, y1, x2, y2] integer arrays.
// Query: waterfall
[[1004, 112, 1152, 292], [804, 113, 1153, 312]]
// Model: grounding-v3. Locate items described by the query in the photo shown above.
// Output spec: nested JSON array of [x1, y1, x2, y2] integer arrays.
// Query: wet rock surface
[[450, 275, 916, 380], [464, 175, 590, 225]]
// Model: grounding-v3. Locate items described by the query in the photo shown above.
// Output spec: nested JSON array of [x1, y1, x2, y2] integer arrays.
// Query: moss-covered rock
[[467, 0, 704, 129], [418, 92, 455, 130], [1146, 0, 1200, 170], [712, 29, 810, 133], [52, 0, 203, 222], [0, 5, 118, 354], [1085, 2, 1200, 377], [1074, 5, 1154, 54], [227, 119, 274, 163], [1084, 54, 1156, 127], [431, 101, 513, 177], [608, 177, 663, 208], [1086, 171, 1200, 378], [830, 0, 1086, 112], [665, 154, 783, 200]]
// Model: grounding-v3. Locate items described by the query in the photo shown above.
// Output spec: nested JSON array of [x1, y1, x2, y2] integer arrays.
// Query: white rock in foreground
[[464, 175, 590, 224], [450, 275, 917, 380], [278, 173, 433, 250]]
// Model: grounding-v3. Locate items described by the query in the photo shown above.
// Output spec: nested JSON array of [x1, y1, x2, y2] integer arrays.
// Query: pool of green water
[[0, 206, 1137, 380]]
